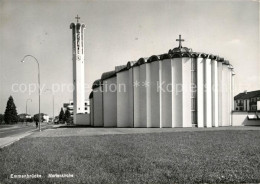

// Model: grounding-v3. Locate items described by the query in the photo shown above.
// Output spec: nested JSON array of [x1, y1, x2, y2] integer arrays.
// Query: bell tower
[[70, 15, 86, 124]]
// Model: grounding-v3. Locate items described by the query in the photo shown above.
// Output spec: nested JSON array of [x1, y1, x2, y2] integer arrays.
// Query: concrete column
[[103, 77, 117, 127], [149, 61, 160, 127], [171, 58, 183, 127], [128, 68, 134, 127], [211, 59, 218, 127], [133, 66, 140, 127], [182, 57, 192, 127], [117, 69, 133, 127], [146, 63, 151, 127], [217, 62, 223, 126], [139, 64, 148, 127], [197, 58, 204, 127], [160, 59, 172, 127], [159, 61, 162, 128], [228, 67, 232, 126], [204, 58, 212, 127], [133, 63, 148, 127], [93, 86, 103, 127], [222, 64, 228, 126]]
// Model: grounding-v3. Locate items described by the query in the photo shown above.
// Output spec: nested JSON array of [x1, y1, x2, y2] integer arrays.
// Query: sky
[[0, 0, 259, 117]]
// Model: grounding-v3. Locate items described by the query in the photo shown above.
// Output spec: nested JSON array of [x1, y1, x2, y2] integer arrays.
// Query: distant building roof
[[234, 90, 260, 100]]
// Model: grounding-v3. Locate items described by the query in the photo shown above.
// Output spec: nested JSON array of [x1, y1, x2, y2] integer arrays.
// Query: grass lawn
[[0, 130, 260, 183]]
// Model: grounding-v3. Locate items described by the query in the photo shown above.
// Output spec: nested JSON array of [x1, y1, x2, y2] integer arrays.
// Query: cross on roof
[[75, 15, 80, 23], [176, 35, 184, 48]]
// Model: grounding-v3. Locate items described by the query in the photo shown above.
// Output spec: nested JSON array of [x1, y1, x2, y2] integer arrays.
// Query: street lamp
[[45, 89, 55, 123], [21, 55, 41, 131], [26, 98, 32, 126]]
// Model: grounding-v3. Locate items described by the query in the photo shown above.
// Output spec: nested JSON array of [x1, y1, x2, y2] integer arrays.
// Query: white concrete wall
[[139, 64, 148, 127], [211, 59, 218, 127], [75, 114, 90, 125], [146, 63, 152, 127], [197, 58, 204, 127], [128, 68, 134, 126], [90, 98, 94, 126], [182, 58, 192, 127], [222, 65, 229, 126], [149, 61, 160, 127], [228, 68, 232, 126], [232, 112, 260, 126], [172, 58, 183, 127], [133, 64, 148, 127], [133, 66, 140, 127], [117, 70, 133, 127], [217, 62, 223, 126], [204, 58, 212, 127], [93, 86, 103, 127], [103, 77, 117, 127], [160, 59, 172, 127]]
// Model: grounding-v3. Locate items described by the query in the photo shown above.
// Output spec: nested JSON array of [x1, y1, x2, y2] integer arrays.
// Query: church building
[[89, 35, 235, 128]]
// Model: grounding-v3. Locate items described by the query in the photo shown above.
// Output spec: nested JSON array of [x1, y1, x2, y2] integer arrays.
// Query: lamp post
[[26, 98, 32, 126], [45, 89, 55, 123], [21, 55, 41, 131]]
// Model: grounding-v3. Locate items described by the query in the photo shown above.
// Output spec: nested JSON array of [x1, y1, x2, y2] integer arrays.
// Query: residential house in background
[[234, 90, 260, 111], [63, 100, 90, 116]]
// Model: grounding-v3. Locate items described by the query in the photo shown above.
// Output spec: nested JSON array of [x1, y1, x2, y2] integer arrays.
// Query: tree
[[4, 96, 18, 124], [0, 114, 4, 124], [33, 113, 44, 122], [58, 108, 65, 123], [64, 109, 71, 124]]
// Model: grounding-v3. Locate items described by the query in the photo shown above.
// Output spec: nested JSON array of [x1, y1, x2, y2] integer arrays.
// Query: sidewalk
[[0, 123, 36, 130], [0, 129, 36, 148], [0, 123, 51, 148]]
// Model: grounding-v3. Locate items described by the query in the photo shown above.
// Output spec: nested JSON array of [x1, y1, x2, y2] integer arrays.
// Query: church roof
[[223, 60, 230, 65], [127, 60, 138, 67], [115, 65, 127, 73], [101, 70, 116, 80], [89, 91, 93, 99], [133, 58, 147, 67], [147, 55, 160, 63], [92, 79, 102, 89], [90, 35, 234, 92], [168, 35, 192, 56], [168, 46, 192, 54], [234, 90, 260, 100]]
